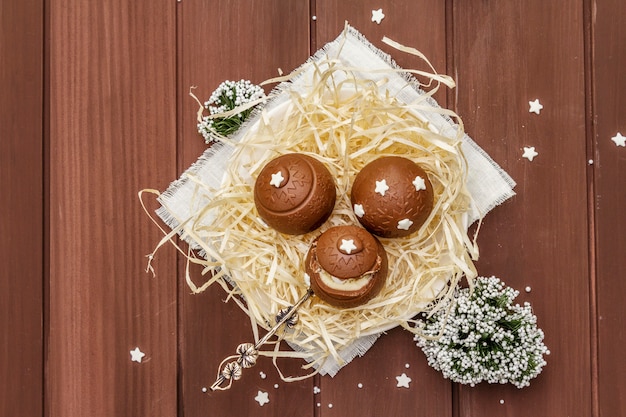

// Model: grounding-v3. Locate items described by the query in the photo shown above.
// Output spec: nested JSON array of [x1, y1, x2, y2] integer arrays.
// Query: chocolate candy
[[351, 156, 433, 238], [254, 153, 336, 235], [306, 225, 388, 308]]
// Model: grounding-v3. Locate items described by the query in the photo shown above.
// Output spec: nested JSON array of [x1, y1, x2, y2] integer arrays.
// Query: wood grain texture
[[4, 0, 625, 415], [0, 0, 43, 416], [592, 0, 626, 415], [47, 1, 178, 416], [315, 0, 450, 106], [452, 1, 591, 415], [177, 1, 313, 416], [312, 2, 453, 417]]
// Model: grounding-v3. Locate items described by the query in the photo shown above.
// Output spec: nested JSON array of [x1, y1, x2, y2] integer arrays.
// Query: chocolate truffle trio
[[254, 153, 434, 309]]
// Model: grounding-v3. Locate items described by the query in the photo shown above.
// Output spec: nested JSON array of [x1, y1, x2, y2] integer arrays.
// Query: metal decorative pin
[[210, 289, 314, 391]]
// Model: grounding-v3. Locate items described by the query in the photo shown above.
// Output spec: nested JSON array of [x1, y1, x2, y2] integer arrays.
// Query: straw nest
[[179, 54, 479, 373]]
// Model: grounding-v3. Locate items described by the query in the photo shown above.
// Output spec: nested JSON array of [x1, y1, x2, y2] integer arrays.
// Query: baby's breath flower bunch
[[415, 276, 549, 388], [197, 80, 265, 143]]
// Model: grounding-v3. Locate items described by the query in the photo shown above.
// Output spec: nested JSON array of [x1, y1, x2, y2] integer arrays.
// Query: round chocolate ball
[[350, 156, 434, 238], [305, 225, 388, 308], [254, 153, 336, 235]]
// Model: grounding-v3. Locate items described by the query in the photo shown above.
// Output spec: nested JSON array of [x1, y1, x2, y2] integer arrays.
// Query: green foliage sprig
[[415, 276, 549, 388], [197, 80, 265, 143]]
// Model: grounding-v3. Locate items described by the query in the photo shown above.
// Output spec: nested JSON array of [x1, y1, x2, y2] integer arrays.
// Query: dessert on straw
[[147, 30, 479, 380]]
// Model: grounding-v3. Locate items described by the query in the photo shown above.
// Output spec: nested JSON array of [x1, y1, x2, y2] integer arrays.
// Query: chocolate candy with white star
[[305, 225, 388, 308], [350, 156, 434, 238], [254, 153, 336, 235]]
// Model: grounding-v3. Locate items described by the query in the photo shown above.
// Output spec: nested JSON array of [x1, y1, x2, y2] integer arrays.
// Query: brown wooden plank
[[0, 0, 44, 416], [177, 1, 314, 416], [313, 2, 453, 416], [46, 1, 178, 416], [592, 0, 626, 415], [452, 1, 591, 415], [315, 0, 450, 106]]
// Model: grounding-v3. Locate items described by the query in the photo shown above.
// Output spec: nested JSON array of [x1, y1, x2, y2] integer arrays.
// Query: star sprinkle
[[396, 373, 412, 388], [313, 386, 321, 394], [522, 146, 539, 161], [340, 239, 357, 254], [254, 390, 270, 406], [354, 203, 365, 217], [611, 132, 625, 147], [371, 9, 385, 24], [130, 347, 145, 363], [528, 99, 543, 114], [375, 179, 389, 196], [397, 219, 413, 231], [412, 176, 426, 191], [269, 171, 284, 187]]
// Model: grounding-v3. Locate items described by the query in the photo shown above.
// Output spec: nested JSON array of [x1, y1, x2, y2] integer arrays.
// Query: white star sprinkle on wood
[[269, 171, 284, 187], [254, 390, 270, 406], [529, 99, 543, 114], [396, 373, 412, 388], [397, 219, 413, 230], [412, 176, 426, 191], [522, 146, 539, 161], [130, 347, 145, 363], [354, 203, 365, 217], [611, 132, 625, 147], [371, 9, 385, 24], [375, 179, 389, 196]]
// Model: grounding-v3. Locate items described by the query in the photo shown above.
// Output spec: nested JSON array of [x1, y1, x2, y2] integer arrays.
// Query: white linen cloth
[[156, 26, 516, 376]]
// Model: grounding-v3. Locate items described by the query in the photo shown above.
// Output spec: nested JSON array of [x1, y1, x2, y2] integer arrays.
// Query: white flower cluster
[[414, 276, 549, 388], [197, 79, 265, 143]]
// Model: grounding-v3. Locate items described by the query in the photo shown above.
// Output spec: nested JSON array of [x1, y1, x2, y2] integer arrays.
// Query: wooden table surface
[[2, 0, 625, 416]]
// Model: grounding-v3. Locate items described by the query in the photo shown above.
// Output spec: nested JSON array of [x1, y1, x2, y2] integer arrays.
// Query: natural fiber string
[[183, 56, 476, 368], [145, 24, 515, 380]]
